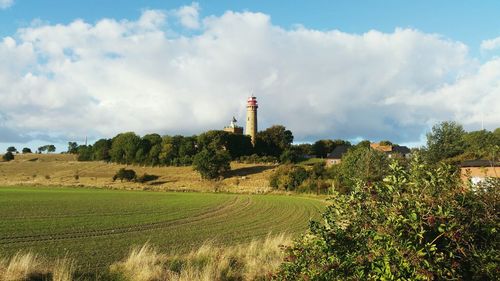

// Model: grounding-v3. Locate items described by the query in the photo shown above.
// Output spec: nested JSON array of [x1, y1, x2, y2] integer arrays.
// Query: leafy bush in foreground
[[275, 155, 499, 280]]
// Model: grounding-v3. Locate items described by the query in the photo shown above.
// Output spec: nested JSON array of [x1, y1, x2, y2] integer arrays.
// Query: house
[[325, 145, 350, 166], [460, 160, 499, 184], [370, 143, 411, 158]]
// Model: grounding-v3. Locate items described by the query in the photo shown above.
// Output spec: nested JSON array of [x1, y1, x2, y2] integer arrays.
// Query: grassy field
[[0, 186, 323, 278], [0, 153, 278, 193]]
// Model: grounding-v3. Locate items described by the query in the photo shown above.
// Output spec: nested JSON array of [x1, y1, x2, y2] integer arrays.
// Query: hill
[[0, 153, 278, 193]]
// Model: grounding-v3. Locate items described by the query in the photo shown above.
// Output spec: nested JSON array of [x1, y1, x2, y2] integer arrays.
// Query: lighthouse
[[246, 96, 258, 146]]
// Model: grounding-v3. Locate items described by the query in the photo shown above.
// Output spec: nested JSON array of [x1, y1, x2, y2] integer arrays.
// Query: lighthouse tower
[[246, 96, 258, 146]]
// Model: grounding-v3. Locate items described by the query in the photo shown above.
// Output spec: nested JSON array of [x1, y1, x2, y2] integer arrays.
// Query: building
[[246, 96, 258, 146], [460, 160, 499, 184], [223, 116, 243, 135], [370, 142, 411, 158], [325, 145, 350, 166]]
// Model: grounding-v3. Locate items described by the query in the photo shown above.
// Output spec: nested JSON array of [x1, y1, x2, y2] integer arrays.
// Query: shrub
[[135, 173, 159, 183], [275, 156, 499, 280], [269, 165, 309, 191], [113, 168, 137, 182], [2, 151, 14, 161]]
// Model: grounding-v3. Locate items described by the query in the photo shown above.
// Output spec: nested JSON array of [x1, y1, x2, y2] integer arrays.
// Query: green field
[[0, 186, 323, 275]]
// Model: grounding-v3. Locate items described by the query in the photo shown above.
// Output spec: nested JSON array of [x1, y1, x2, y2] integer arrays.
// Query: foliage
[[67, 142, 78, 154], [462, 129, 500, 160], [255, 125, 294, 157], [192, 148, 231, 180], [269, 165, 309, 191], [6, 146, 17, 153], [2, 151, 14, 161], [426, 121, 466, 163], [21, 147, 32, 154], [110, 132, 142, 164], [338, 145, 390, 190], [312, 139, 350, 158], [38, 144, 56, 154], [113, 168, 137, 182], [280, 148, 301, 164], [275, 155, 499, 280], [238, 154, 278, 164]]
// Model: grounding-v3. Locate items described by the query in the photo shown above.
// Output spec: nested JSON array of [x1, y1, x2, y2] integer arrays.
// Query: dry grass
[[110, 233, 292, 281], [0, 252, 74, 281], [0, 153, 277, 193]]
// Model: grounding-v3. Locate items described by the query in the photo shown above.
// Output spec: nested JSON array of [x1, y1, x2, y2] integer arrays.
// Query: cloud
[[481, 36, 500, 51], [0, 0, 13, 9], [175, 2, 200, 29], [0, 8, 498, 146]]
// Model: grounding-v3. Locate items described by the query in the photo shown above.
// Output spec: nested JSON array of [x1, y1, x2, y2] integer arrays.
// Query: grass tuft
[[111, 233, 292, 281]]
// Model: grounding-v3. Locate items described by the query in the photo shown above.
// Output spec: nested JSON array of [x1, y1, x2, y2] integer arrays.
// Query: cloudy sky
[[1, 0, 500, 151]]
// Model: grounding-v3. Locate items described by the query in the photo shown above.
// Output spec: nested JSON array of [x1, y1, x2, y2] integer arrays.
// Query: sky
[[1, 0, 500, 152]]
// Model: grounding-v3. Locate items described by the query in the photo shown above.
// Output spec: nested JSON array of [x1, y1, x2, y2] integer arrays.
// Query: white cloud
[[0, 8, 498, 147], [175, 2, 200, 29], [481, 36, 500, 51], [0, 0, 13, 9]]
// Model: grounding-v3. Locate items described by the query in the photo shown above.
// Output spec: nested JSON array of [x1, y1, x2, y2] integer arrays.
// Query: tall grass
[[110, 233, 292, 281], [0, 234, 289, 280], [0, 252, 74, 281]]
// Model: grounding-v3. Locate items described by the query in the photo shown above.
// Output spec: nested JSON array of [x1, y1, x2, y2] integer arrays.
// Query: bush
[[135, 173, 159, 183], [269, 165, 309, 191], [2, 151, 14, 161], [275, 156, 499, 280], [113, 168, 137, 182]]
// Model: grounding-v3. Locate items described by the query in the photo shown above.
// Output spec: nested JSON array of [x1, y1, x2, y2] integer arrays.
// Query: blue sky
[[1, 0, 500, 152], [2, 0, 500, 55]]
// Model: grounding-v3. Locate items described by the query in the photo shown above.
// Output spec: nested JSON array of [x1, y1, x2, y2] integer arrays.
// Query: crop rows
[[0, 187, 323, 272]]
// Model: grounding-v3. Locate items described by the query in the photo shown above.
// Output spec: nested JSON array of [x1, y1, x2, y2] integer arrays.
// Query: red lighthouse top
[[247, 96, 258, 107]]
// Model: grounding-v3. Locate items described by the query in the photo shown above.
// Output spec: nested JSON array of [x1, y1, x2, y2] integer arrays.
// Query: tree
[[6, 146, 17, 153], [109, 132, 141, 164], [463, 130, 499, 160], [255, 125, 294, 157], [339, 146, 389, 190], [2, 151, 14, 161], [38, 144, 56, 154], [21, 147, 32, 154], [426, 121, 466, 163], [192, 148, 231, 180], [92, 139, 112, 161], [67, 142, 78, 154], [46, 145, 56, 153]]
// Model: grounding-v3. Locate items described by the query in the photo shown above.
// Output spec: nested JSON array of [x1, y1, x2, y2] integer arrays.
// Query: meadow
[[0, 153, 276, 193], [0, 186, 323, 278]]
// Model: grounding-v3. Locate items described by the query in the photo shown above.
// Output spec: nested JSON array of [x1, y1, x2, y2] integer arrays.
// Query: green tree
[[192, 148, 231, 180], [46, 145, 56, 153], [255, 125, 294, 157], [77, 145, 93, 161], [355, 140, 371, 149], [67, 142, 78, 154], [2, 151, 14, 161], [92, 139, 112, 161], [463, 129, 499, 160], [109, 132, 141, 164], [339, 146, 389, 190], [6, 146, 17, 153], [21, 147, 32, 154], [426, 121, 466, 163]]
